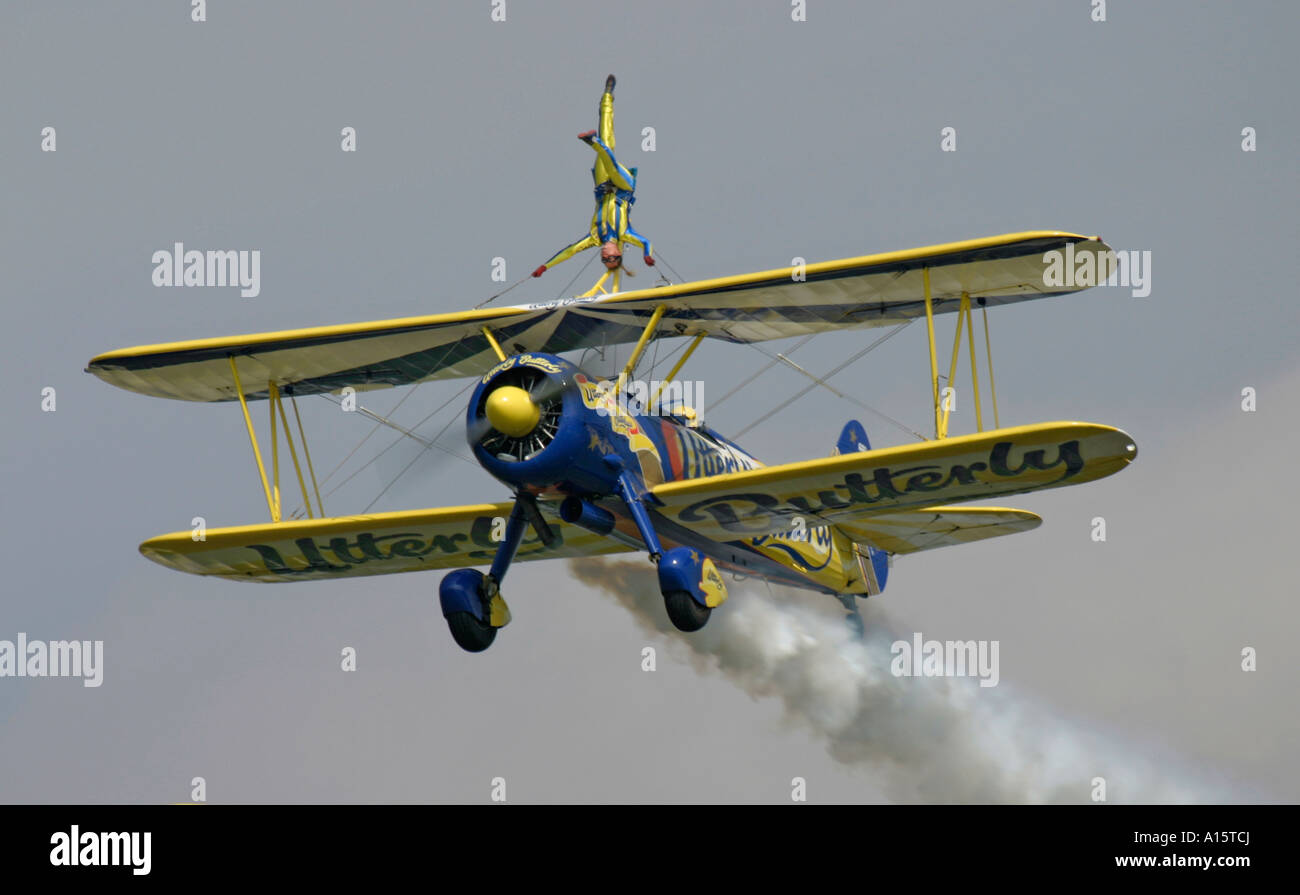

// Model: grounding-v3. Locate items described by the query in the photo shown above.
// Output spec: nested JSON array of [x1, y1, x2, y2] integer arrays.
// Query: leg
[[587, 136, 635, 191], [599, 83, 615, 148], [581, 86, 620, 186]]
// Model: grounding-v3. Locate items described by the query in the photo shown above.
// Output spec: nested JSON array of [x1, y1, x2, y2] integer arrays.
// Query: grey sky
[[1, 1, 1296, 802]]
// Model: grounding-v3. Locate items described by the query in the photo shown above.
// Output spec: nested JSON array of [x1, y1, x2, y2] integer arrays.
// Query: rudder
[[833, 419, 871, 455]]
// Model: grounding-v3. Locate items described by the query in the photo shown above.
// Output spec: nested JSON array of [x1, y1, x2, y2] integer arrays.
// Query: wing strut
[[923, 268, 942, 439], [617, 304, 667, 393], [580, 265, 621, 298], [650, 331, 705, 409], [481, 326, 507, 362], [228, 356, 324, 523], [229, 356, 279, 522], [982, 305, 1000, 428], [965, 294, 984, 431], [269, 383, 315, 520], [290, 396, 326, 517], [938, 294, 966, 439], [927, 281, 1002, 440]]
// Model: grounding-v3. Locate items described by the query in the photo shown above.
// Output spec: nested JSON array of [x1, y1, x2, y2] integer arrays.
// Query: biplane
[[87, 230, 1137, 652]]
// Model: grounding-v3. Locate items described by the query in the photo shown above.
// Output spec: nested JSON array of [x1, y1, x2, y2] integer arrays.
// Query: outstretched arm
[[533, 234, 600, 276], [621, 225, 654, 264]]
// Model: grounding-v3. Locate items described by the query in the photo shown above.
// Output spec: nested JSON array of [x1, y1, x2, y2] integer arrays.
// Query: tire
[[447, 611, 498, 652], [664, 590, 711, 632]]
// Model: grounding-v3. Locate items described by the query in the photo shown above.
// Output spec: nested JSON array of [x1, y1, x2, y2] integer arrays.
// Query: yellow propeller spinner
[[485, 385, 540, 437]]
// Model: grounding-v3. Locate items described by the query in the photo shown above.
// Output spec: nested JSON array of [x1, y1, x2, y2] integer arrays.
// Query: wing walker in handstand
[[87, 76, 1136, 652]]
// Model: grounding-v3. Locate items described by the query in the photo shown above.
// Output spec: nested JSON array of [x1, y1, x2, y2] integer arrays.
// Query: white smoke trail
[[569, 558, 1215, 803]]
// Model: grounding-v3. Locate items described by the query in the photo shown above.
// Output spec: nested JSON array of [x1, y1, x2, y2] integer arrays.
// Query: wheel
[[447, 611, 498, 652], [664, 590, 711, 632]]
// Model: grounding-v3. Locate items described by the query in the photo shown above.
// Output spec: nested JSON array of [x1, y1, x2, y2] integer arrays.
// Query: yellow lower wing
[[835, 506, 1041, 554], [650, 422, 1136, 541], [140, 503, 632, 582]]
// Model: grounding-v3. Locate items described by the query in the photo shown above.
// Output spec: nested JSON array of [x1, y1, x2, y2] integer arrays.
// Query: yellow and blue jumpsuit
[[534, 83, 654, 274]]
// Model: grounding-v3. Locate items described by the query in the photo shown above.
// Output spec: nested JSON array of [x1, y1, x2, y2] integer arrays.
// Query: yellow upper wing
[[87, 305, 545, 403], [649, 422, 1136, 541], [87, 231, 1112, 402], [140, 503, 633, 582]]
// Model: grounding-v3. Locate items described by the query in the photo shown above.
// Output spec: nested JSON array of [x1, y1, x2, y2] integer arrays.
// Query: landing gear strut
[[606, 457, 717, 631], [439, 493, 546, 653]]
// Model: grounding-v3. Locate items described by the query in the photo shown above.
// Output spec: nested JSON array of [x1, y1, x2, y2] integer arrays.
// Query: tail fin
[[834, 421, 889, 594], [832, 419, 871, 456]]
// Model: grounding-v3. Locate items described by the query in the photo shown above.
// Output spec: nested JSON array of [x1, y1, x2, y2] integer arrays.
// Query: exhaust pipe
[[560, 496, 616, 536]]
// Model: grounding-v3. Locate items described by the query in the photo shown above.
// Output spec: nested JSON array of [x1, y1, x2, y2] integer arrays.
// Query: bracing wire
[[650, 249, 688, 286], [554, 251, 598, 300], [710, 334, 817, 411], [361, 387, 483, 513], [730, 321, 926, 441], [324, 379, 480, 501], [474, 273, 532, 309]]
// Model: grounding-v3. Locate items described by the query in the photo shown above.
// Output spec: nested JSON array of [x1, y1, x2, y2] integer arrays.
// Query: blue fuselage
[[468, 352, 853, 595]]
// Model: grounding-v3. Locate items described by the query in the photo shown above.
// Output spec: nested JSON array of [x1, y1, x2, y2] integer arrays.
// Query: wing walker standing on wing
[[532, 74, 655, 297]]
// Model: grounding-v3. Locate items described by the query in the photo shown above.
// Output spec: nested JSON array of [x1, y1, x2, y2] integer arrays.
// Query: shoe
[[577, 130, 597, 144], [605, 74, 616, 94]]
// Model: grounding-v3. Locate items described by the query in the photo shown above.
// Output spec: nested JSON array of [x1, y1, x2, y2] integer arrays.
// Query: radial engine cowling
[[467, 353, 616, 494]]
